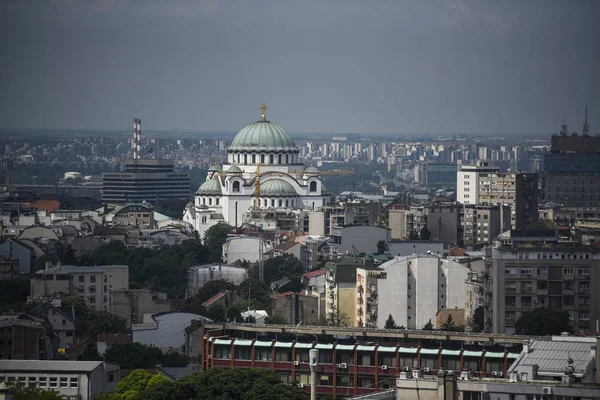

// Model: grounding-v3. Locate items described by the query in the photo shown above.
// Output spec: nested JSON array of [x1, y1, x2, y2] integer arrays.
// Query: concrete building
[[30, 265, 129, 311], [372, 255, 470, 330], [424, 204, 461, 245], [388, 240, 447, 257], [103, 203, 154, 229], [0, 240, 34, 274], [109, 289, 171, 328], [325, 256, 366, 326], [272, 292, 319, 325], [187, 264, 247, 297], [415, 162, 458, 187], [28, 302, 76, 351], [102, 158, 191, 204], [457, 162, 500, 204], [0, 360, 120, 400], [0, 318, 55, 360], [300, 235, 332, 270], [222, 236, 269, 264], [463, 204, 511, 247], [490, 229, 600, 334], [388, 205, 428, 240]]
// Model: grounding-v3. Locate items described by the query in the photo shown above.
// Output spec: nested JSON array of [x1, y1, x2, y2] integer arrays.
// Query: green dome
[[227, 165, 243, 174], [196, 177, 222, 195], [208, 164, 222, 172], [304, 166, 319, 174], [229, 121, 297, 153], [260, 179, 298, 197]]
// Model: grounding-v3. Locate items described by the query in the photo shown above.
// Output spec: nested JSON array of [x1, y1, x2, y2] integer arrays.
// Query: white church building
[[183, 104, 330, 238]]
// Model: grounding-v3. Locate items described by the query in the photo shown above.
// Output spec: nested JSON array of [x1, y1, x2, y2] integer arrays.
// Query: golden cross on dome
[[260, 103, 268, 121]]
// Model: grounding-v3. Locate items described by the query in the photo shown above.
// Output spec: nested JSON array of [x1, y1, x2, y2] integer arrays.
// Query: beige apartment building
[[30, 265, 129, 311]]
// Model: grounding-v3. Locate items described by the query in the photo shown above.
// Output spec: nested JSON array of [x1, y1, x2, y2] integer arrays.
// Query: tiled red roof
[[302, 269, 324, 279], [97, 333, 132, 345], [202, 291, 228, 307], [276, 241, 300, 251], [449, 248, 465, 257], [272, 291, 294, 300]]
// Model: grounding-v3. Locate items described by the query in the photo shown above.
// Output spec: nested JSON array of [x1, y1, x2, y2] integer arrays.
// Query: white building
[[187, 264, 248, 297], [184, 105, 330, 235], [0, 360, 119, 400], [456, 161, 500, 204], [222, 236, 270, 264], [370, 255, 470, 329]]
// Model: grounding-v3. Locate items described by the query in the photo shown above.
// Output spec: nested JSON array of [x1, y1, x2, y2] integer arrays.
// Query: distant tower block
[[137, 118, 142, 159], [132, 118, 138, 158]]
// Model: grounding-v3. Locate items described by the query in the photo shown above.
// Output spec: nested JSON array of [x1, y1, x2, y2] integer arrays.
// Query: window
[[260, 154, 265, 164], [579, 268, 590, 276], [520, 268, 532, 275], [232, 181, 240, 192], [70, 377, 78, 388], [49, 377, 58, 388], [563, 266, 574, 275], [579, 312, 590, 321], [78, 275, 85, 283], [28, 377, 38, 387], [90, 275, 97, 283], [309, 181, 318, 192], [62, 319, 66, 326], [269, 154, 274, 164], [66, 331, 73, 337], [252, 154, 256, 164], [60, 377, 68, 388], [505, 268, 516, 275], [278, 154, 282, 164], [107, 372, 115, 383]]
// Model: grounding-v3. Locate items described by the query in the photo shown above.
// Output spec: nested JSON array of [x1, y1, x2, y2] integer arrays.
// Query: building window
[[79, 276, 85, 283], [563, 266, 574, 275], [309, 181, 318, 192], [252, 154, 256, 164], [269, 154, 274, 164], [216, 198, 220, 205], [579, 268, 590, 276], [278, 154, 282, 164], [232, 181, 240, 192], [244, 154, 247, 164], [579, 312, 590, 321], [286, 154, 289, 163], [70, 377, 78, 388], [107, 372, 114, 383], [49, 378, 58, 388], [90, 276, 96, 283], [60, 377, 68, 388]]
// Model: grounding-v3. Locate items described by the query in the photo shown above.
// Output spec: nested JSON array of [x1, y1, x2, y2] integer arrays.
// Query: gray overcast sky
[[1, 0, 599, 135]]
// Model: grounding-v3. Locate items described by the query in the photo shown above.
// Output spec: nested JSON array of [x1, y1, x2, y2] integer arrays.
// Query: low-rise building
[[0, 317, 55, 360], [109, 289, 171, 328], [463, 204, 511, 247], [28, 302, 76, 351], [272, 292, 319, 325], [30, 265, 129, 311], [0, 360, 120, 400], [186, 264, 247, 297]]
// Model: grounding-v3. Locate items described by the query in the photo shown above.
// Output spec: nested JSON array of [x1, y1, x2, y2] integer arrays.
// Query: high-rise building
[[489, 229, 600, 334], [102, 159, 191, 204]]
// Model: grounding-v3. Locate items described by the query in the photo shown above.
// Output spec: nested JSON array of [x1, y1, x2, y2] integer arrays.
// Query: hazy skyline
[[1, 0, 599, 135]]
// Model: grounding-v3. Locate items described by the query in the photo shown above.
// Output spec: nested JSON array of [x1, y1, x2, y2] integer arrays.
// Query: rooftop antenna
[[583, 106, 590, 136], [560, 113, 569, 136]]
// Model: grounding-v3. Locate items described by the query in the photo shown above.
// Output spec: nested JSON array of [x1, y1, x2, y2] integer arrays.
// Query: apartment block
[[463, 204, 511, 247], [490, 229, 600, 334], [30, 265, 129, 311]]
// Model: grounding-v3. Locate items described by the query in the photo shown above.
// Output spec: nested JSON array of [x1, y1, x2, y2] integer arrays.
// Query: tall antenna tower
[[583, 106, 590, 136], [560, 113, 569, 136]]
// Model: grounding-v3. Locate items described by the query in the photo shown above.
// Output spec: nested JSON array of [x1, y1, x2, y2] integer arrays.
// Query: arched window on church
[[278, 199, 282, 207], [252, 154, 256, 164], [261, 154, 265, 164], [286, 154, 289, 163], [271, 199, 275, 207], [232, 181, 240, 192], [216, 198, 220, 205], [202, 216, 207, 224], [278, 154, 282, 164], [270, 154, 274, 164], [309, 181, 318, 192], [208, 198, 212, 205], [202, 197, 206, 205], [285, 199, 289, 207], [264, 199, 268, 207], [237, 154, 240, 163], [243, 154, 247, 165]]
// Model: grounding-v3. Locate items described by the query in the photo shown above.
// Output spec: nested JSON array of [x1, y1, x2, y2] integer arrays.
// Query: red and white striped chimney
[[137, 118, 142, 159], [133, 118, 138, 158]]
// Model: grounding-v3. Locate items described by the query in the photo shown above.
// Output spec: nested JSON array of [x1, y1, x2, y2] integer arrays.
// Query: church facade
[[183, 105, 330, 238]]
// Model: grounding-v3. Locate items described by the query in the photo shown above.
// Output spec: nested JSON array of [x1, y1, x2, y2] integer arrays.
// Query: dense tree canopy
[[104, 343, 165, 370], [8, 383, 62, 400], [62, 296, 128, 338], [79, 239, 210, 298], [203, 223, 232, 262], [515, 308, 572, 336], [248, 254, 303, 284], [422, 319, 434, 330]]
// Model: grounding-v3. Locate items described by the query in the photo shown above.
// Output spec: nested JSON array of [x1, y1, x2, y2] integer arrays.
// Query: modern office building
[[102, 158, 191, 204], [415, 162, 458, 187], [490, 229, 600, 334]]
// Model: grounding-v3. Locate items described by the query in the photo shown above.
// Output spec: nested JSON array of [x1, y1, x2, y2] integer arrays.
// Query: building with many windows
[[0, 360, 120, 400], [490, 229, 600, 334], [102, 159, 190, 204], [30, 265, 129, 311]]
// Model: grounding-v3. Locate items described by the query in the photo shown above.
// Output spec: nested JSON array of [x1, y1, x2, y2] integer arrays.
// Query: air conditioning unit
[[497, 372, 504, 378], [207, 355, 212, 359], [460, 371, 470, 380], [381, 365, 388, 371], [542, 387, 552, 395], [294, 361, 300, 366], [340, 363, 348, 369], [297, 384, 305, 388], [403, 366, 411, 372], [411, 370, 420, 379], [492, 371, 498, 377], [423, 367, 430, 373]]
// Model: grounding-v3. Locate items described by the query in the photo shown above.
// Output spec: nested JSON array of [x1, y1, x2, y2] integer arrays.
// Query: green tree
[[408, 230, 419, 240], [419, 226, 432, 240], [265, 314, 288, 325], [467, 306, 485, 333], [384, 314, 398, 329], [104, 343, 164, 369], [8, 383, 62, 400], [422, 319, 434, 330], [527, 219, 556, 229], [376, 240, 387, 254], [62, 296, 127, 338], [441, 314, 455, 331], [515, 308, 572, 336], [163, 349, 189, 367], [203, 223, 232, 262], [77, 341, 102, 361], [248, 254, 303, 284]]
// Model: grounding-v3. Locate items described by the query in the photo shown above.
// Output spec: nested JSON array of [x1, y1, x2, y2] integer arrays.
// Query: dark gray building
[[101, 159, 190, 204]]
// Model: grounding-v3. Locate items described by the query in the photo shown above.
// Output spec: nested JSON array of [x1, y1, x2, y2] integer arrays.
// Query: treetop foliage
[[515, 308, 572, 336]]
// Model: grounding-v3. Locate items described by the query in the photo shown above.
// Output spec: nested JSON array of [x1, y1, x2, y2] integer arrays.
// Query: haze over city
[[1, 0, 599, 135]]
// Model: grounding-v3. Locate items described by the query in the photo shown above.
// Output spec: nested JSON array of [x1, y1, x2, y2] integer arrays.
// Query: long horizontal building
[[102, 159, 190, 204]]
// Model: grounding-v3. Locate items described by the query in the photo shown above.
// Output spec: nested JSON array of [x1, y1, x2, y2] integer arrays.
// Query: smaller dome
[[198, 204, 208, 209], [186, 201, 193, 208], [208, 163, 222, 172], [260, 179, 298, 197], [304, 166, 319, 174], [227, 165, 243, 174], [196, 177, 222, 195]]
